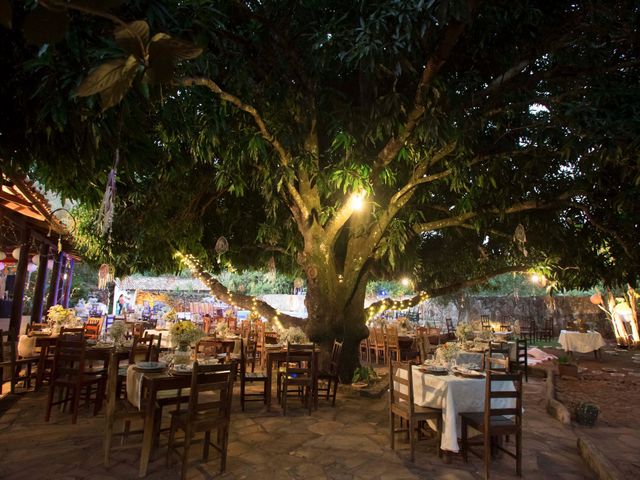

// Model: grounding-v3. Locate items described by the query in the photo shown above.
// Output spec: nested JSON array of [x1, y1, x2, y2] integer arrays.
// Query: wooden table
[[264, 348, 319, 412]]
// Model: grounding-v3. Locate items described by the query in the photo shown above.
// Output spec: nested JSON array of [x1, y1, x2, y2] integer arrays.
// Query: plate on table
[[419, 366, 448, 376], [135, 361, 167, 373], [171, 364, 193, 375], [94, 341, 115, 349], [453, 367, 484, 378]]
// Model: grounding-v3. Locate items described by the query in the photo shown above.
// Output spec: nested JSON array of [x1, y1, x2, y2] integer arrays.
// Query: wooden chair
[[281, 343, 316, 416], [239, 338, 268, 411], [480, 315, 492, 332], [317, 340, 343, 406], [460, 371, 523, 479], [0, 330, 40, 393], [445, 318, 455, 340], [370, 327, 386, 365], [484, 342, 510, 373], [60, 326, 86, 339], [538, 318, 554, 342], [26, 323, 49, 334], [499, 316, 512, 332], [103, 351, 145, 466], [359, 332, 370, 364], [519, 319, 537, 342], [416, 332, 437, 363], [129, 334, 160, 364], [386, 326, 401, 365], [512, 339, 528, 382], [85, 318, 103, 340], [45, 337, 105, 424], [389, 361, 442, 462], [196, 338, 222, 357], [167, 362, 237, 479]]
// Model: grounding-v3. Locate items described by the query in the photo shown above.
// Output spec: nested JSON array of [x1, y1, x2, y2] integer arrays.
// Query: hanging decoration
[[0, 252, 5, 261], [98, 263, 115, 290], [214, 236, 229, 264], [513, 223, 528, 257], [27, 263, 37, 273], [97, 148, 119, 238], [12, 247, 21, 260], [32, 254, 39, 265], [0, 262, 5, 270]]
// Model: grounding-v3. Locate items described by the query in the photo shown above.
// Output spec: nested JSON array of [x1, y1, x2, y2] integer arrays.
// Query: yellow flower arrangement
[[170, 320, 205, 350]]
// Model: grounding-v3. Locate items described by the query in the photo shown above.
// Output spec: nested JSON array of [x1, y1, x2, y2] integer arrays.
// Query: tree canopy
[[1, 1, 639, 373]]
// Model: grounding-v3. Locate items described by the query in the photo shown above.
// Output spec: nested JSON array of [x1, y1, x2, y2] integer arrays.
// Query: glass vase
[[174, 344, 192, 366]]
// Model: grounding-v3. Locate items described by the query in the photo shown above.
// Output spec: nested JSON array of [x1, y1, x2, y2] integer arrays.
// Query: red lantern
[[590, 292, 602, 305]]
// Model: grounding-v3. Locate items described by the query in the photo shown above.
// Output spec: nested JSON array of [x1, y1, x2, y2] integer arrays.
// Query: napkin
[[18, 335, 37, 358], [126, 365, 143, 409]]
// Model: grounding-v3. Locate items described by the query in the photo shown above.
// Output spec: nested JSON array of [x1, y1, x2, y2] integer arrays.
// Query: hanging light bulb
[[32, 255, 40, 266], [0, 252, 5, 261], [27, 263, 37, 273], [12, 247, 21, 260]]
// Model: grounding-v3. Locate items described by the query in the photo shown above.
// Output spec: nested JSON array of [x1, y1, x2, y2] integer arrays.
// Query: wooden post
[[30, 242, 50, 324], [9, 228, 31, 336], [62, 257, 74, 307], [46, 252, 65, 310]]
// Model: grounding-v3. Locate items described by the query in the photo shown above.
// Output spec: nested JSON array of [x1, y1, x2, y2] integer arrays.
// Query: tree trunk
[[303, 264, 369, 383]]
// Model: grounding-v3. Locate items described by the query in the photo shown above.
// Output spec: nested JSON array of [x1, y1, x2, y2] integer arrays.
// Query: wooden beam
[[30, 242, 50, 324], [9, 228, 31, 336]]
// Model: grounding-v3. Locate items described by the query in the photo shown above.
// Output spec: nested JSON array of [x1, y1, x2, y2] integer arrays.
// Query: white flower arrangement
[[215, 321, 230, 338], [436, 342, 461, 363], [162, 309, 177, 323], [279, 326, 309, 344], [109, 320, 127, 344], [47, 305, 76, 328], [455, 322, 474, 341]]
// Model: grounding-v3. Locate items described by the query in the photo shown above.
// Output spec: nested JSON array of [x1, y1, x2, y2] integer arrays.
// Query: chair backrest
[[129, 334, 159, 364], [328, 340, 343, 376], [84, 318, 103, 340], [516, 339, 527, 362], [183, 362, 237, 422], [52, 336, 88, 381], [196, 338, 222, 356], [240, 320, 251, 338], [416, 332, 434, 362], [484, 370, 523, 429], [285, 343, 316, 381], [386, 326, 400, 349], [481, 315, 491, 331], [389, 361, 415, 415], [373, 327, 385, 347], [0, 329, 16, 369], [60, 326, 86, 341], [445, 318, 454, 336], [487, 342, 510, 372], [27, 323, 49, 334]]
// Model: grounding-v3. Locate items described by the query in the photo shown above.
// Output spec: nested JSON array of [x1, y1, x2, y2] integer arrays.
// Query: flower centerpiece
[[455, 322, 474, 342], [47, 304, 76, 333], [109, 320, 127, 346], [161, 308, 177, 327], [170, 320, 205, 365], [397, 316, 411, 332], [170, 320, 205, 351], [215, 320, 230, 338], [436, 342, 461, 366]]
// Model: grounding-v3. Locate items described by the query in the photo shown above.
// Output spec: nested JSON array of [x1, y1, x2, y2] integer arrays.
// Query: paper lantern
[[27, 263, 37, 273], [0, 252, 5, 260], [47, 259, 54, 270], [32, 255, 40, 265], [589, 293, 602, 305], [12, 247, 21, 260], [0, 262, 5, 270]]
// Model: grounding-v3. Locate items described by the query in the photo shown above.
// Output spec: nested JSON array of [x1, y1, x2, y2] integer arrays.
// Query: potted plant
[[558, 355, 578, 377], [351, 366, 378, 388], [574, 402, 599, 426]]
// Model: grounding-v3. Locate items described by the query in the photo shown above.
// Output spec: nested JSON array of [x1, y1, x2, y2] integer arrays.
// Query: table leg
[[266, 355, 273, 412], [35, 347, 47, 390], [138, 388, 157, 478]]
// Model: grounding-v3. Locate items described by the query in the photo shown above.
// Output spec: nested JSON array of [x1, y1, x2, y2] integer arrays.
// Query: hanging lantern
[[589, 292, 602, 305], [12, 247, 21, 260], [215, 236, 229, 263], [513, 223, 528, 257], [32, 255, 40, 265], [0, 252, 5, 260], [97, 149, 119, 238], [98, 264, 114, 290], [47, 259, 54, 270], [0, 262, 5, 271], [27, 263, 37, 273]]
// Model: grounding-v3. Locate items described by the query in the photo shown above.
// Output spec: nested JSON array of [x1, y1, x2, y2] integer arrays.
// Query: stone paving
[[0, 379, 593, 480]]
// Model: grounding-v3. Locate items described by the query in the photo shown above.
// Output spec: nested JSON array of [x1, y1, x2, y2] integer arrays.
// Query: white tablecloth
[[411, 366, 515, 452], [558, 330, 605, 353]]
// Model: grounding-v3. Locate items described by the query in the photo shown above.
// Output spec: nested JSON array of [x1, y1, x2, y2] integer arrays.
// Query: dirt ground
[[541, 343, 640, 477]]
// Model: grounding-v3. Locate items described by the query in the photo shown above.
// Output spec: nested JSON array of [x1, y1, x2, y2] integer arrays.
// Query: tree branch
[[177, 77, 310, 222], [413, 193, 572, 234], [176, 252, 304, 328]]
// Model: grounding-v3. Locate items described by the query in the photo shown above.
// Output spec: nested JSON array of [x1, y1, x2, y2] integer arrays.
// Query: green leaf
[[23, 6, 69, 46], [98, 56, 139, 110], [76, 57, 130, 97], [0, 0, 11, 29], [114, 20, 149, 60]]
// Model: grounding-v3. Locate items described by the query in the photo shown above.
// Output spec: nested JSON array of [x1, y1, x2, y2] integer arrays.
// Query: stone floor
[[0, 378, 593, 480]]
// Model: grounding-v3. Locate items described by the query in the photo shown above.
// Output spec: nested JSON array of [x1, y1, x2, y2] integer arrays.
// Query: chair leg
[[409, 418, 415, 462], [483, 428, 491, 480], [461, 419, 468, 462], [45, 383, 55, 422], [437, 415, 443, 458], [390, 412, 395, 451], [516, 430, 522, 476], [220, 425, 229, 473], [167, 418, 177, 467], [71, 386, 81, 424], [181, 428, 192, 480], [331, 378, 338, 406], [104, 417, 114, 467], [240, 379, 246, 412], [203, 431, 211, 461]]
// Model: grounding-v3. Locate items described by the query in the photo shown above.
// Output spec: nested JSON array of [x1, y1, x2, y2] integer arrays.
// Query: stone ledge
[[577, 436, 624, 480]]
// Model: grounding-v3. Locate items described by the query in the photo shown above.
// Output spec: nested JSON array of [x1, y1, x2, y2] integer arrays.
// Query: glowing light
[[401, 277, 411, 287], [530, 274, 540, 284], [349, 190, 367, 211]]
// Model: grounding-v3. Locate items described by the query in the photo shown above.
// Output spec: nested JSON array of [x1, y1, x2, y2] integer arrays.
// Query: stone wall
[[418, 295, 610, 338]]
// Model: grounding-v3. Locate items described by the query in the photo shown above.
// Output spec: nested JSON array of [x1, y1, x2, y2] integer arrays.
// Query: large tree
[[1, 0, 639, 377]]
